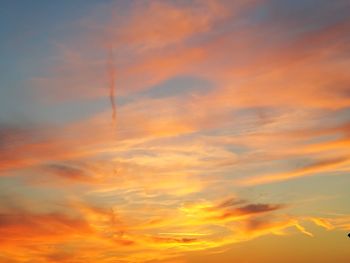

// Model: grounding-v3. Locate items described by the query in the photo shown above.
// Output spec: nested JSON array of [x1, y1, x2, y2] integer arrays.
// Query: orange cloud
[[2, 0, 350, 262], [237, 156, 350, 186]]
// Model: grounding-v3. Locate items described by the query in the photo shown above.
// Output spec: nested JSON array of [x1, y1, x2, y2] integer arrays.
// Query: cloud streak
[[107, 46, 117, 124]]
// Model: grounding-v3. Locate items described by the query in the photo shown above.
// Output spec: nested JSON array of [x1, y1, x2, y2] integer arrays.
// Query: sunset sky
[[1, 0, 350, 262]]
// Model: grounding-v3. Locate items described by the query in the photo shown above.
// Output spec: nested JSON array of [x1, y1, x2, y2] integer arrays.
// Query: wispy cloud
[[1, 0, 350, 262]]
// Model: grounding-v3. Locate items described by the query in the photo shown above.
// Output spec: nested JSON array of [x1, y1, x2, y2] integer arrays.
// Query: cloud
[[238, 156, 350, 186], [0, 210, 92, 246], [0, 192, 348, 262], [32, 0, 262, 100], [236, 203, 284, 215], [43, 163, 96, 183], [2, 0, 350, 262], [109, 0, 228, 51], [215, 197, 246, 209], [0, 123, 87, 173], [107, 46, 117, 123]]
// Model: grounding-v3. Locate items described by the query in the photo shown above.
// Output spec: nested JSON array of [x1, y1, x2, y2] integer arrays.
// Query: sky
[[0, 0, 350, 262]]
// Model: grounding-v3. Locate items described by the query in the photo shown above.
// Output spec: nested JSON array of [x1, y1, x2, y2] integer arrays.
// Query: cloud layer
[[1, 0, 350, 262]]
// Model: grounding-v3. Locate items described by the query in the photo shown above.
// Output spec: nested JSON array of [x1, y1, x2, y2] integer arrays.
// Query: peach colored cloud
[[2, 0, 350, 262]]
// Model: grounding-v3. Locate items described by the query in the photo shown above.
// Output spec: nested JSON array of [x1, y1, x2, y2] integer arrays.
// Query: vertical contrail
[[107, 46, 117, 124]]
